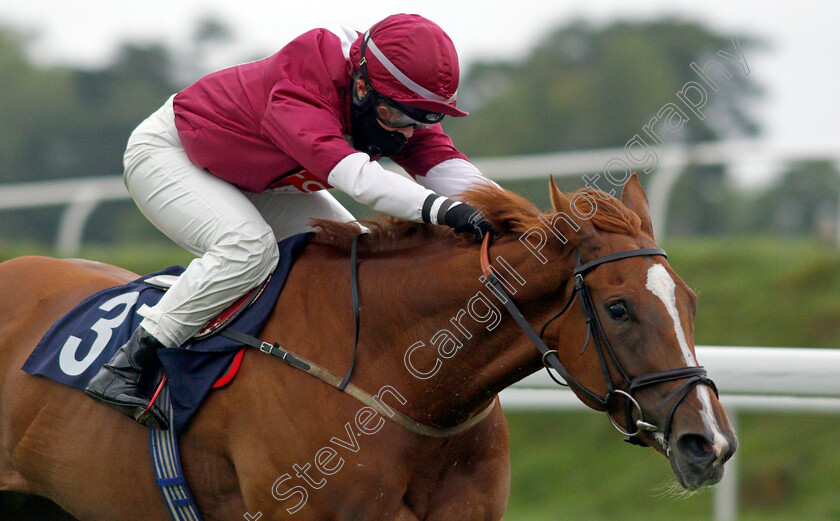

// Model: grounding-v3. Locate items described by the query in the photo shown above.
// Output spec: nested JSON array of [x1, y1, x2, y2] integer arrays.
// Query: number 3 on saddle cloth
[[22, 232, 312, 433]]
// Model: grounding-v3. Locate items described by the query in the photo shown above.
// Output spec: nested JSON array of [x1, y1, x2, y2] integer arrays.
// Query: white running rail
[[2, 139, 840, 255]]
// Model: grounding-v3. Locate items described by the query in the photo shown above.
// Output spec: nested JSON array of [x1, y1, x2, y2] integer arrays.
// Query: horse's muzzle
[[669, 429, 738, 490]]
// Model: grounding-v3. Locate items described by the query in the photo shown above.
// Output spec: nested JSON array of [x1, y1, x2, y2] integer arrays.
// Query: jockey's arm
[[415, 158, 500, 199], [262, 83, 493, 231], [327, 152, 437, 222], [327, 152, 497, 239]]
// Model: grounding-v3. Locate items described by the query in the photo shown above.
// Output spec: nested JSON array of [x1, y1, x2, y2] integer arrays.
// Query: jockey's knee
[[218, 223, 279, 287]]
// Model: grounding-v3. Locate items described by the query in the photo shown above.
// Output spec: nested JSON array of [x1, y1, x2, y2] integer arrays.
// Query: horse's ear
[[549, 176, 569, 214], [547, 176, 593, 242], [621, 173, 655, 239]]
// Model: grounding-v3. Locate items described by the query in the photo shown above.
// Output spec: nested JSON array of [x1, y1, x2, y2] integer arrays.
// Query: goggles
[[371, 93, 445, 129]]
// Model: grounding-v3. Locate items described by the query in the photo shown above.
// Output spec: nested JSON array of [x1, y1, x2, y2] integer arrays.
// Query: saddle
[[144, 273, 270, 341], [23, 232, 313, 433]]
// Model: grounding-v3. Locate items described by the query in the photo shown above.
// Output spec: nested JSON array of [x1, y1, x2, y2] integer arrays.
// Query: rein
[[224, 233, 496, 438], [479, 235, 718, 447], [222, 326, 496, 437]]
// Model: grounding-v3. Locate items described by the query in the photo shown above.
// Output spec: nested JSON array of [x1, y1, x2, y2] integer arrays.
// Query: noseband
[[480, 236, 718, 447]]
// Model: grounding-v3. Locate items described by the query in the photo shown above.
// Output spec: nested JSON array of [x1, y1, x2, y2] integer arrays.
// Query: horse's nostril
[[722, 446, 735, 464], [677, 433, 715, 462], [722, 435, 738, 464]]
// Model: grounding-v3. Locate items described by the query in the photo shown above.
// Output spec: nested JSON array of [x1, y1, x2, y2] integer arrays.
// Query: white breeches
[[123, 96, 355, 347]]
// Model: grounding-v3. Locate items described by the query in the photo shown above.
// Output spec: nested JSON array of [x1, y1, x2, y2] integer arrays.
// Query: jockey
[[85, 13, 498, 429]]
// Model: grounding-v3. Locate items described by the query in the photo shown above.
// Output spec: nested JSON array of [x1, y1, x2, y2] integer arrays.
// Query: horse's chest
[[401, 445, 510, 520], [283, 438, 509, 521]]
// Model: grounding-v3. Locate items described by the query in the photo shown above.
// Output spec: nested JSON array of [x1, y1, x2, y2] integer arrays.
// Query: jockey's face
[[354, 79, 416, 139]]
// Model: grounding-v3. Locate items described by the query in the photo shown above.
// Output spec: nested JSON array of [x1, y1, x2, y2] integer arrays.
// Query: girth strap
[[149, 385, 205, 521]]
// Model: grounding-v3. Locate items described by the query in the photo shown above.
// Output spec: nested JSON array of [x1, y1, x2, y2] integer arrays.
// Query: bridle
[[480, 235, 718, 447]]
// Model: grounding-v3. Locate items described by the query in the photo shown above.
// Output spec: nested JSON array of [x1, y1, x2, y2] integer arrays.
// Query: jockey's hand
[[444, 203, 497, 243]]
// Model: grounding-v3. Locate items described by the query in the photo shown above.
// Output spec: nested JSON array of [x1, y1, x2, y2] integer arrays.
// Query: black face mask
[[350, 100, 408, 157]]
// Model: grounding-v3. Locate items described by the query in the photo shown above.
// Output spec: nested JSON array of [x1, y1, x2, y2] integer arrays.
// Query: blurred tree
[[0, 26, 180, 243], [194, 16, 234, 46], [444, 18, 764, 236], [0, 28, 73, 183], [754, 160, 840, 238], [447, 18, 763, 155], [178, 15, 236, 85], [0, 16, 237, 185], [0, 30, 177, 184], [666, 165, 730, 236], [62, 43, 177, 179]]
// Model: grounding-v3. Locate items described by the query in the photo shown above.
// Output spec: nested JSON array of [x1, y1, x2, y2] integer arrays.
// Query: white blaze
[[646, 264, 728, 457], [645, 264, 695, 364]]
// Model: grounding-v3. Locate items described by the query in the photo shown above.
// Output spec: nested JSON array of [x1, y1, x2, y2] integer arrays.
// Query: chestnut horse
[[0, 175, 736, 520]]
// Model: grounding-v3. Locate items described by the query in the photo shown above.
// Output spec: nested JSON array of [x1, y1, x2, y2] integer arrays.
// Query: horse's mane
[[312, 184, 641, 252]]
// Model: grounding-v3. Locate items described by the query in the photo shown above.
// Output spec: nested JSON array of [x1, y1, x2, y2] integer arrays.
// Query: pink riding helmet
[[349, 13, 468, 117]]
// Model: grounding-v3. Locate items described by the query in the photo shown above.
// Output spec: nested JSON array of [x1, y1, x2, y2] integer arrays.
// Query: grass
[[503, 410, 840, 521], [665, 236, 840, 347], [668, 238, 840, 347], [2, 235, 839, 520]]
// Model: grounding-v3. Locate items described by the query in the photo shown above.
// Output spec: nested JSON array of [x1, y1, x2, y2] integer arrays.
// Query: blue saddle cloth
[[23, 232, 311, 432]]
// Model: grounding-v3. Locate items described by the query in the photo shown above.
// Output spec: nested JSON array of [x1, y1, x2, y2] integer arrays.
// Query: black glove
[[443, 202, 497, 243]]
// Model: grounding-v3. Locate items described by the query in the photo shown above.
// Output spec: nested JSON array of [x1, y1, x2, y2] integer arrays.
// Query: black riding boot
[[84, 327, 169, 430]]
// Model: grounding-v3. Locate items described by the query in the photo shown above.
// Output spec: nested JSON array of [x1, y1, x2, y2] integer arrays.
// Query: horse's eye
[[607, 302, 629, 320]]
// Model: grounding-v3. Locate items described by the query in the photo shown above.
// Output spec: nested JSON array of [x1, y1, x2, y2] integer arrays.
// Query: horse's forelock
[[574, 188, 642, 236]]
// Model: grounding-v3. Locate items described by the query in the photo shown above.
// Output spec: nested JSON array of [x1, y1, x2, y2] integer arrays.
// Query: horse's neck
[[358, 236, 573, 427]]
